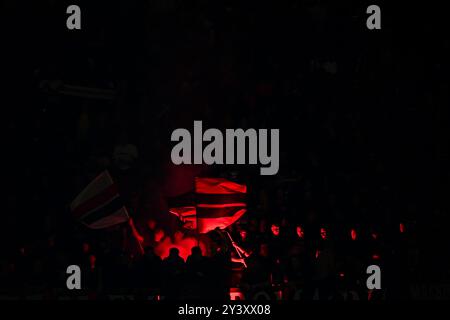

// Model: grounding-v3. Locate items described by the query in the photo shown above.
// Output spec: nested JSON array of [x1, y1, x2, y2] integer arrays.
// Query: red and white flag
[[70, 171, 129, 229], [169, 177, 247, 233]]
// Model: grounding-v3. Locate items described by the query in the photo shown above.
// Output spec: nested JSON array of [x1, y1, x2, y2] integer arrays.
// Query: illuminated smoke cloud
[[154, 231, 207, 261]]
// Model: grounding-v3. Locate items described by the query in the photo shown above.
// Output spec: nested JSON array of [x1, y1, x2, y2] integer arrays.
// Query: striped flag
[[70, 171, 130, 229], [169, 206, 197, 230], [169, 177, 247, 233]]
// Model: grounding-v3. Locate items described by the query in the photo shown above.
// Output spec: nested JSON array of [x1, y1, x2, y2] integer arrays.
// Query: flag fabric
[[70, 171, 130, 229], [195, 177, 247, 233], [169, 206, 197, 230], [168, 191, 197, 229], [169, 177, 247, 233]]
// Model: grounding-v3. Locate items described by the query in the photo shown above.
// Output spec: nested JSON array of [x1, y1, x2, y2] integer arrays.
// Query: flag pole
[[196, 203, 200, 247], [226, 231, 247, 269], [105, 170, 144, 254], [126, 210, 145, 255]]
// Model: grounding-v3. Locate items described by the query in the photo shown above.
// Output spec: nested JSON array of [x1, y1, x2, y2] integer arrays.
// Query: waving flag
[[70, 171, 130, 229], [169, 205, 197, 229], [169, 177, 247, 233]]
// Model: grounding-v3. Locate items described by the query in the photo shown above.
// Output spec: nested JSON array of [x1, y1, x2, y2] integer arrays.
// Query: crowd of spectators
[[0, 214, 415, 300], [2, 1, 449, 299]]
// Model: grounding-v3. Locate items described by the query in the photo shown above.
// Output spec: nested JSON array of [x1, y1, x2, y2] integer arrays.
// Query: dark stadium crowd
[[2, 0, 449, 300], [0, 213, 416, 300]]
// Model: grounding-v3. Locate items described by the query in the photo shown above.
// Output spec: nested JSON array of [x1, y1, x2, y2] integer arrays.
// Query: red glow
[[195, 177, 247, 194], [239, 230, 248, 241], [271, 224, 280, 237], [89, 254, 96, 270], [230, 288, 245, 300], [154, 229, 166, 242], [350, 229, 357, 241], [320, 227, 327, 240], [154, 232, 207, 261], [129, 218, 144, 244], [197, 209, 246, 233], [169, 207, 197, 229], [147, 219, 156, 230], [196, 203, 247, 208], [371, 232, 378, 240], [400, 223, 405, 233], [315, 250, 320, 259], [169, 177, 248, 234], [339, 272, 345, 278], [296, 225, 305, 239], [372, 254, 380, 260]]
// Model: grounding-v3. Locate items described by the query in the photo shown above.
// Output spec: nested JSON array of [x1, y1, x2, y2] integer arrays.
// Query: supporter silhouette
[[207, 230, 233, 300], [134, 246, 162, 291], [242, 243, 272, 287], [162, 248, 185, 300], [186, 246, 207, 276], [314, 228, 336, 299], [185, 246, 210, 299]]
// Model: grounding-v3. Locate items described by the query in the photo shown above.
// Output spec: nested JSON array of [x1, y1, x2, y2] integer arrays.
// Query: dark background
[[1, 0, 449, 297]]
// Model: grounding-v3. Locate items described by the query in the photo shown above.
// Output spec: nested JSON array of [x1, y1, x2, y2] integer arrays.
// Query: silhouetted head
[[296, 225, 305, 239], [144, 246, 155, 255], [191, 246, 202, 257], [89, 254, 96, 269], [320, 227, 328, 240], [174, 231, 184, 243], [350, 229, 357, 241], [169, 247, 180, 257], [154, 229, 165, 242], [271, 224, 280, 237], [239, 229, 248, 241]]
